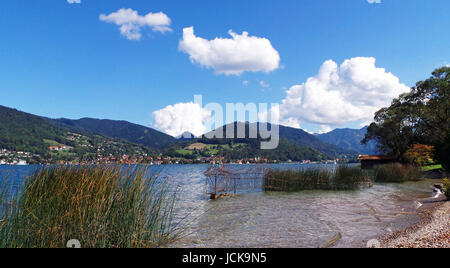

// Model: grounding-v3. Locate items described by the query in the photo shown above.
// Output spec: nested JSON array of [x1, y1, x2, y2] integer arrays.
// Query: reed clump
[[0, 165, 181, 248], [373, 163, 422, 183], [443, 178, 450, 200], [264, 165, 372, 192]]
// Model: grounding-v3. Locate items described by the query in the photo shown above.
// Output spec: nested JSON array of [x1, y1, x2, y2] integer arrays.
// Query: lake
[[0, 164, 437, 248]]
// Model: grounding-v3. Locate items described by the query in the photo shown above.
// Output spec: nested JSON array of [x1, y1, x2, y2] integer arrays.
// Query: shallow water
[[0, 164, 438, 248]]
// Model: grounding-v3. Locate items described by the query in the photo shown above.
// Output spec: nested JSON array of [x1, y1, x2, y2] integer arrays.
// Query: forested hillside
[[53, 118, 177, 149], [0, 106, 154, 164]]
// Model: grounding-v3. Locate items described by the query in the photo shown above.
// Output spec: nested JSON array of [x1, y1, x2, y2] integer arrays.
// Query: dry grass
[[0, 165, 182, 248], [264, 165, 372, 192], [373, 163, 422, 183], [443, 178, 450, 200]]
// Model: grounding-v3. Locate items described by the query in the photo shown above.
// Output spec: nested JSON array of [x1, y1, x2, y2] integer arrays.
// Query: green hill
[[0, 105, 154, 163], [167, 122, 358, 161], [202, 122, 357, 157], [53, 118, 177, 150], [0, 105, 68, 154], [167, 137, 330, 162]]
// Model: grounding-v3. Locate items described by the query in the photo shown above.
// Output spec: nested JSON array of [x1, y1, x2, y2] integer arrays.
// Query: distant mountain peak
[[198, 121, 357, 158], [177, 131, 196, 140], [316, 126, 378, 155]]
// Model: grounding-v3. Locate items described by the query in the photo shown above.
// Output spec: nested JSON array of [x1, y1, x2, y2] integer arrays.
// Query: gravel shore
[[381, 200, 449, 248]]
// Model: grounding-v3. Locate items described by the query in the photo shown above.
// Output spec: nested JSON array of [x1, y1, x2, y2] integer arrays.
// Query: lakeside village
[[0, 147, 340, 166]]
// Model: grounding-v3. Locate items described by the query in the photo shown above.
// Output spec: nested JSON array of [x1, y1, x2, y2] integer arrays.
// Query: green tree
[[363, 67, 450, 166], [436, 132, 450, 170]]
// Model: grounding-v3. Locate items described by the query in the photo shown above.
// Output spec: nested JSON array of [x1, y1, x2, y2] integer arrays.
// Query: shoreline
[[380, 199, 449, 248]]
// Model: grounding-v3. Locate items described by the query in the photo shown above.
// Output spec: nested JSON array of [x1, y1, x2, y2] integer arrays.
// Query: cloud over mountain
[[179, 27, 280, 76], [152, 102, 212, 137], [276, 57, 410, 130]]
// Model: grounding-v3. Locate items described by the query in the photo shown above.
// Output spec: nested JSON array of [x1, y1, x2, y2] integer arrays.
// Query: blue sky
[[0, 0, 449, 136]]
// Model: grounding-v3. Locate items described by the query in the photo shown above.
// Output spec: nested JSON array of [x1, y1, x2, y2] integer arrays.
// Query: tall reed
[[443, 178, 450, 200], [264, 165, 372, 192], [0, 165, 182, 248], [373, 163, 422, 183]]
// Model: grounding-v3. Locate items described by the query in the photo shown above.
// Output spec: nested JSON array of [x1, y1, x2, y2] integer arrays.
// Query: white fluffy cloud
[[67, 0, 81, 3], [99, 8, 172, 40], [153, 102, 212, 137], [280, 117, 301, 129], [276, 57, 410, 129], [179, 27, 280, 76], [367, 0, 381, 3]]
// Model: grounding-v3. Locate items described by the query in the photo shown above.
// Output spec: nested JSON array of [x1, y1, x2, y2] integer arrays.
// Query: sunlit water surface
[[0, 164, 436, 248]]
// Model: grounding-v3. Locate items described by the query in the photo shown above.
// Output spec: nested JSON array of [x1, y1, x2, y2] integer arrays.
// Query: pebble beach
[[382, 200, 449, 248]]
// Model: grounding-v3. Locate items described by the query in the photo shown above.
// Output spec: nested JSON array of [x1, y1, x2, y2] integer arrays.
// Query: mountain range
[[53, 118, 177, 149], [202, 122, 358, 157], [0, 105, 155, 163], [0, 105, 376, 163], [316, 127, 378, 155]]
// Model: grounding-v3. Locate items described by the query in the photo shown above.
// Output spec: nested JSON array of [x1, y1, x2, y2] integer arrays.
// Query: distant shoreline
[[0, 161, 349, 166]]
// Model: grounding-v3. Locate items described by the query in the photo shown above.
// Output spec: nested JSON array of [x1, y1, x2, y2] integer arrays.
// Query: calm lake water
[[0, 164, 437, 248]]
